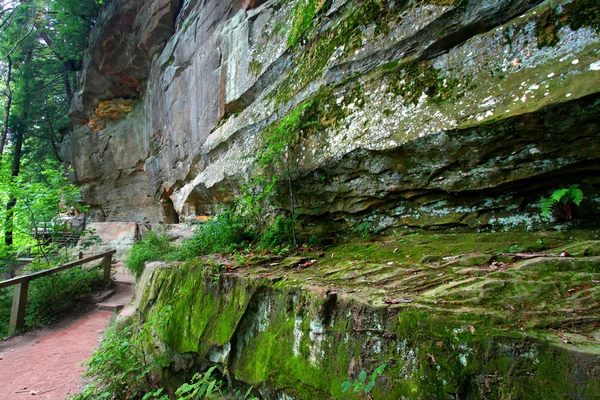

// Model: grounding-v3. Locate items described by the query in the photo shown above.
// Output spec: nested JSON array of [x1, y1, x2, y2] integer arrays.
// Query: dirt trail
[[0, 309, 114, 399], [0, 263, 135, 400]]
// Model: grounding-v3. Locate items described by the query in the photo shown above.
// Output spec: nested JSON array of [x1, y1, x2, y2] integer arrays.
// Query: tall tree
[[0, 0, 103, 273]]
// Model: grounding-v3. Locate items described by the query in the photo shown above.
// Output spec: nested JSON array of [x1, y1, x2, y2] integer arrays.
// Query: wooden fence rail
[[0, 249, 116, 335]]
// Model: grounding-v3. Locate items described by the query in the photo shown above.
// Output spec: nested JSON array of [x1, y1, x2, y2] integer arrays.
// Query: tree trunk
[[4, 122, 24, 270], [0, 55, 12, 158], [4, 47, 32, 275]]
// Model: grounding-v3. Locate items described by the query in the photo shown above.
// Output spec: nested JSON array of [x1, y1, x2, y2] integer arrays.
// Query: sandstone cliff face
[[63, 0, 600, 231]]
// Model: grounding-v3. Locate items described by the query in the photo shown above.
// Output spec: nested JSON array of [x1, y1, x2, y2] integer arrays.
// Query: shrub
[[126, 231, 173, 278], [540, 184, 584, 221], [74, 307, 172, 400], [258, 215, 295, 250], [0, 288, 11, 337], [26, 266, 105, 328], [178, 210, 252, 259]]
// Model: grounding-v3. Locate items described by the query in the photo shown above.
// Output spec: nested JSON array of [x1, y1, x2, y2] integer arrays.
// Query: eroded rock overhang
[[64, 0, 600, 230]]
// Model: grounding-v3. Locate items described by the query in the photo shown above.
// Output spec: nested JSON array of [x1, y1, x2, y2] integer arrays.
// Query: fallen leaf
[[299, 260, 317, 269], [384, 298, 412, 304], [507, 303, 516, 311], [427, 353, 436, 363], [469, 325, 476, 334]]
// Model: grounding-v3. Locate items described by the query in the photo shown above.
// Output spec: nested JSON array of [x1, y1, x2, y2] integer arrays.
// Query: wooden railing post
[[102, 254, 112, 283], [9, 280, 29, 335]]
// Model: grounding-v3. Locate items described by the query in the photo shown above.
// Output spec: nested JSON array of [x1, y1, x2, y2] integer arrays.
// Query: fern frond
[[551, 188, 569, 203], [569, 186, 584, 206], [540, 198, 554, 218]]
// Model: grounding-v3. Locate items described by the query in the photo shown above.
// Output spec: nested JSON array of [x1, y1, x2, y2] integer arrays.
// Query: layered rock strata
[[63, 0, 600, 230]]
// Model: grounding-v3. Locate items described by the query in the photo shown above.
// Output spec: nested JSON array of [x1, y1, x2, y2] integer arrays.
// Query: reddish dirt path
[[0, 309, 114, 399]]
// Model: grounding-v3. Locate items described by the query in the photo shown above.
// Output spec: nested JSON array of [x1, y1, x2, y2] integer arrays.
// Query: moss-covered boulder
[[135, 230, 600, 399]]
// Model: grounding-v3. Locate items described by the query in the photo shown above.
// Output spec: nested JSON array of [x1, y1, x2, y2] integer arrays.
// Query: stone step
[[96, 281, 134, 312], [81, 288, 116, 304]]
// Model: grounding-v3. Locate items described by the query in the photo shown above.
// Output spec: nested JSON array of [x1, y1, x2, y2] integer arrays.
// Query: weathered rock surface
[[134, 230, 600, 398], [62, 0, 600, 231]]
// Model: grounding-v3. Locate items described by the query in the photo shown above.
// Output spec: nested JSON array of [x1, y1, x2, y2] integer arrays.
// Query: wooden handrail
[[0, 249, 117, 335], [0, 250, 116, 289]]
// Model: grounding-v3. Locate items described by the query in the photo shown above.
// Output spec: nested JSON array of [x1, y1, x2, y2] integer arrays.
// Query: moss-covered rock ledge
[[134, 230, 600, 399]]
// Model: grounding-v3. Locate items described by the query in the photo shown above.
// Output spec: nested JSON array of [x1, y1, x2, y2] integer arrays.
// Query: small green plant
[[352, 222, 373, 239], [126, 231, 173, 278], [74, 306, 172, 400], [494, 244, 526, 254], [341, 364, 387, 395], [176, 366, 258, 400], [236, 102, 315, 248], [540, 184, 584, 221]]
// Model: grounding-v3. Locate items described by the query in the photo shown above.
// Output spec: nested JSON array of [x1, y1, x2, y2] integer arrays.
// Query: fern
[[540, 185, 584, 221]]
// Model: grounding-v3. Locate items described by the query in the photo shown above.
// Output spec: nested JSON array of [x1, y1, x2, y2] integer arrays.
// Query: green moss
[[535, 0, 600, 49], [288, 0, 324, 47], [386, 61, 459, 105], [135, 230, 600, 398], [382, 61, 399, 70], [248, 60, 263, 77], [270, 0, 429, 107]]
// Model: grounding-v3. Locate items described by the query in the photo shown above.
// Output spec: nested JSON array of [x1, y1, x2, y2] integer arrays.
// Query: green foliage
[[540, 185, 584, 221], [0, 159, 86, 273], [288, 0, 321, 47], [175, 366, 222, 399], [76, 305, 260, 400], [178, 209, 252, 260], [74, 307, 172, 400], [0, 0, 103, 274], [341, 364, 387, 394], [125, 231, 174, 278], [26, 262, 104, 328], [0, 287, 12, 337], [176, 366, 258, 400], [352, 222, 373, 239], [258, 215, 295, 250], [236, 102, 314, 247], [78, 228, 103, 251]]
